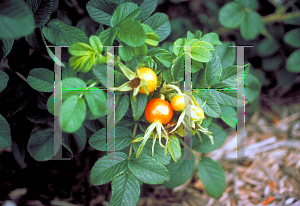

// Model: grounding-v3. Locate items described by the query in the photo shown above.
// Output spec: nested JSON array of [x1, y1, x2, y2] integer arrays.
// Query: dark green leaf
[[110, 173, 140, 206], [93, 64, 107, 87], [131, 93, 147, 121], [42, 19, 89, 46], [27, 126, 57, 161], [0, 38, 14, 62], [197, 157, 226, 199], [172, 56, 184, 82], [0, 0, 35, 39], [62, 126, 87, 157], [90, 152, 128, 185], [115, 94, 130, 125], [220, 105, 236, 128], [0, 70, 9, 93], [240, 10, 264, 40], [206, 51, 222, 86], [148, 48, 172, 68], [0, 114, 11, 148], [89, 126, 132, 151], [258, 38, 280, 57], [214, 41, 236, 69], [165, 151, 195, 188], [129, 154, 170, 184], [110, 2, 141, 27], [218, 2, 243, 28], [286, 49, 300, 73], [25, 28, 47, 53], [135, 0, 157, 21], [26, 0, 53, 27], [27, 68, 54, 92], [192, 124, 226, 153], [61, 77, 86, 99], [193, 90, 221, 118], [201, 32, 222, 46], [119, 43, 134, 61], [86, 0, 118, 26], [143, 13, 171, 42], [211, 90, 244, 107], [245, 73, 261, 102]]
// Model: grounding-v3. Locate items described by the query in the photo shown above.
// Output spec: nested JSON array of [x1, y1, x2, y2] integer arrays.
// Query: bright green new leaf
[[59, 95, 87, 133], [201, 33, 222, 46], [27, 68, 54, 92], [0, 114, 11, 148], [68, 42, 94, 56], [173, 38, 186, 56], [197, 157, 226, 199], [90, 152, 128, 185], [89, 35, 103, 54]]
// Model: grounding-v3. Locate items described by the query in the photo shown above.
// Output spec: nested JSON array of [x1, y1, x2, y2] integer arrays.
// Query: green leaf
[[115, 94, 130, 125], [0, 0, 35, 39], [206, 51, 222, 86], [26, 0, 53, 27], [0, 38, 14, 62], [110, 173, 140, 206], [89, 35, 103, 54], [47, 93, 54, 115], [201, 116, 212, 128], [262, 55, 282, 71], [220, 105, 236, 128], [167, 135, 181, 162], [133, 44, 148, 56], [162, 67, 173, 83], [84, 90, 106, 118], [218, 2, 243, 29], [197, 157, 226, 199], [173, 38, 186, 56], [172, 56, 184, 82], [215, 42, 236, 69], [27, 126, 57, 161], [110, 2, 141, 27], [119, 43, 134, 61], [132, 140, 171, 165], [98, 28, 111, 46], [25, 28, 47, 53], [187, 42, 212, 63], [258, 38, 280, 57], [276, 69, 296, 89], [61, 77, 86, 99], [86, 0, 118, 26], [245, 73, 261, 102], [62, 63, 77, 79], [129, 154, 170, 184], [240, 10, 264, 40], [77, 17, 100, 37], [286, 49, 300, 73], [62, 126, 87, 157], [135, 0, 157, 21], [131, 93, 147, 121], [234, 0, 258, 10], [93, 64, 107, 87], [193, 90, 221, 118], [117, 20, 146, 47], [213, 64, 250, 89], [27, 68, 54, 92], [192, 124, 226, 153], [211, 90, 244, 107], [186, 30, 194, 41], [143, 13, 171, 42], [89, 126, 132, 151], [0, 114, 11, 148], [201, 33, 222, 46], [0, 70, 9, 93], [148, 48, 172, 68], [42, 19, 89, 46], [90, 152, 128, 185], [165, 151, 195, 188], [59, 96, 87, 133]]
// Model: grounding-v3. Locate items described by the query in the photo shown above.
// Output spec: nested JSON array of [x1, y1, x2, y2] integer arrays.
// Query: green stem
[[165, 84, 182, 95], [128, 122, 139, 160], [87, 81, 99, 88]]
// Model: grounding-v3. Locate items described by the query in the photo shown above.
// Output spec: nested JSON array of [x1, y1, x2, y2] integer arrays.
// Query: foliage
[[2, 0, 298, 205]]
